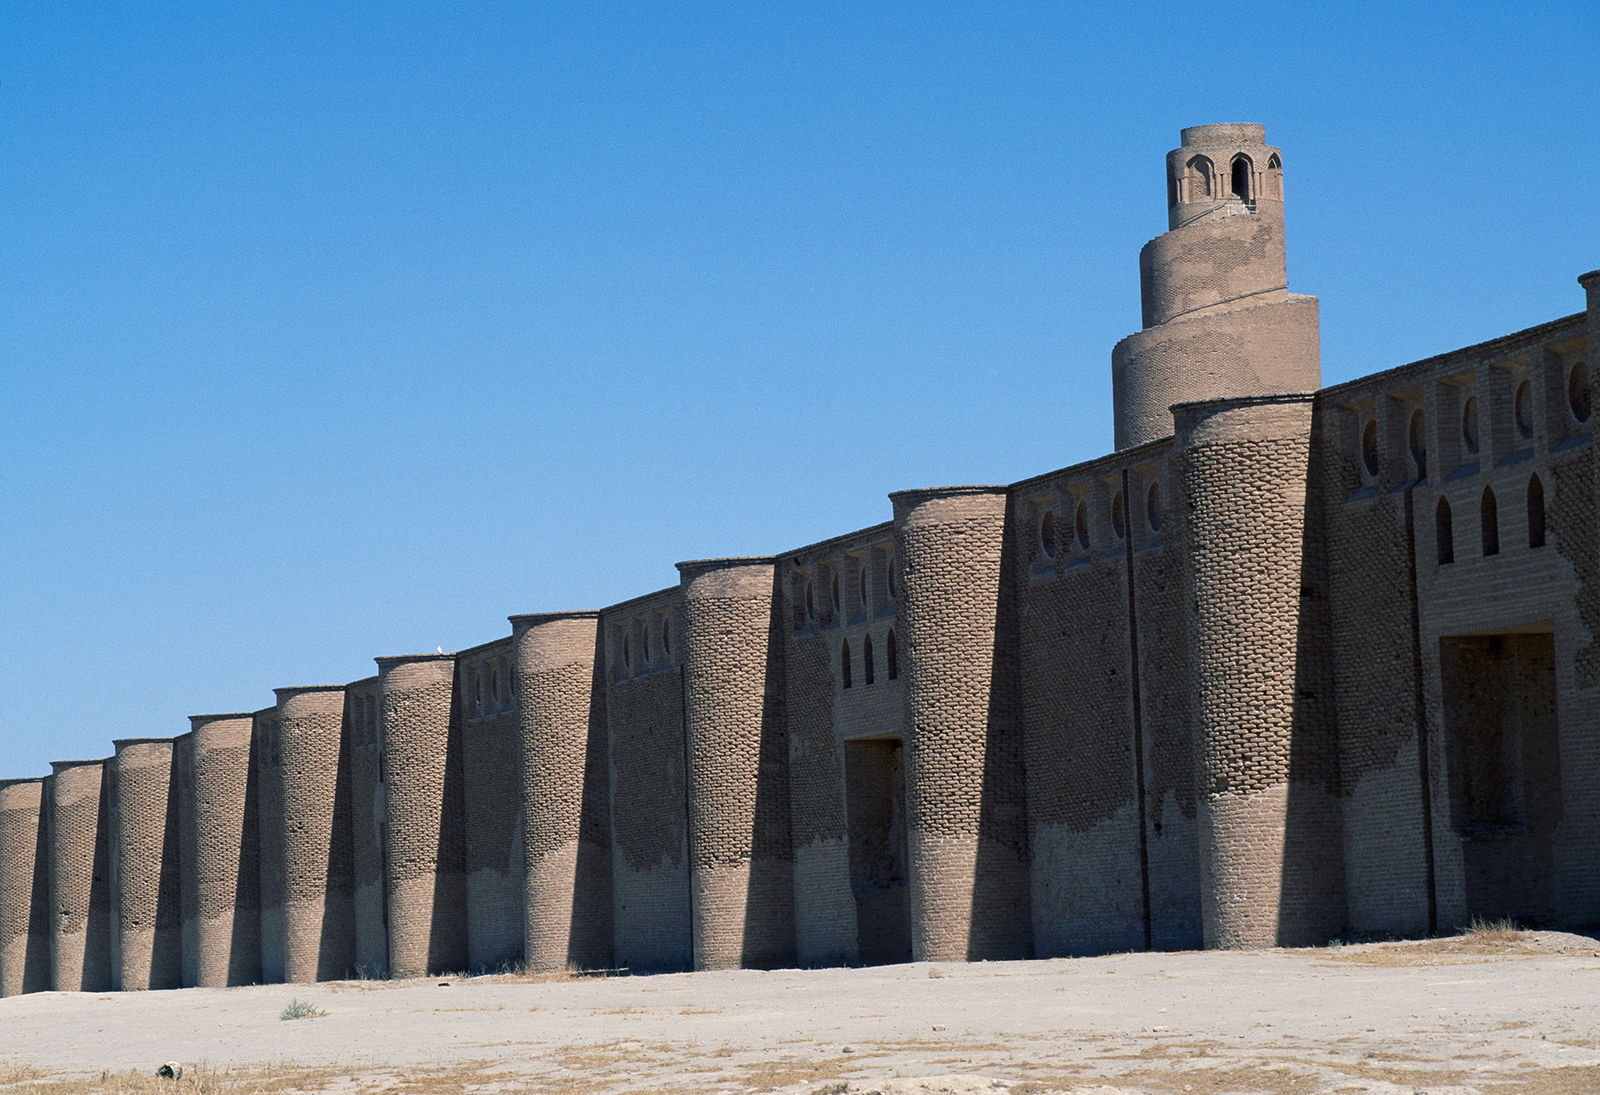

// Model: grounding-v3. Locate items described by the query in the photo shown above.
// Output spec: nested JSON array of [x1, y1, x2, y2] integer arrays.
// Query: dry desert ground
[[2, 928, 1598, 1095]]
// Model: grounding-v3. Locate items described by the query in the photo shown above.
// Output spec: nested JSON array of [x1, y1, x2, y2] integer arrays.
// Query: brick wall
[[510, 613, 612, 972], [375, 656, 466, 978], [45, 760, 112, 991], [892, 487, 1031, 962], [0, 778, 50, 995], [187, 714, 260, 987], [110, 739, 184, 990], [460, 639, 525, 972], [678, 558, 795, 970], [604, 597, 691, 972], [1176, 397, 1345, 948], [253, 707, 286, 982], [273, 687, 354, 982]]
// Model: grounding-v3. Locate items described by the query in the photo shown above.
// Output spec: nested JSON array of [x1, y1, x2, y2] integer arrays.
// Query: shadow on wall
[[741, 584, 796, 969], [968, 501, 1034, 961], [83, 772, 114, 991], [1280, 411, 1349, 946], [569, 633, 614, 968], [428, 671, 470, 975], [229, 745, 263, 986], [318, 719, 357, 981], [151, 753, 185, 988], [20, 795, 51, 993]]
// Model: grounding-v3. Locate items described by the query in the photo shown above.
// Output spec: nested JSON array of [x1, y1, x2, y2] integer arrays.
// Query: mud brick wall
[[783, 529, 907, 968], [1175, 396, 1344, 948], [175, 733, 198, 986], [344, 680, 386, 977], [783, 609, 854, 967], [110, 739, 184, 990], [187, 714, 260, 987], [604, 615, 690, 972], [1548, 431, 1600, 924], [273, 687, 355, 982], [0, 778, 50, 996], [1317, 401, 1432, 939], [1128, 476, 1203, 950], [508, 615, 610, 972], [678, 559, 795, 971], [1017, 477, 1147, 957], [374, 656, 466, 978], [892, 487, 1031, 962], [458, 641, 524, 972], [253, 707, 286, 982], [46, 760, 112, 991]]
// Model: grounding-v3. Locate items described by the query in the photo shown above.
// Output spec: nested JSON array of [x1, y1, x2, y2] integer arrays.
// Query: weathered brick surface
[[1175, 398, 1344, 948], [1, 128, 1590, 984], [510, 614, 611, 972], [273, 687, 354, 983], [892, 488, 1031, 962], [375, 656, 466, 978], [343, 679, 387, 977], [45, 760, 113, 991], [678, 559, 795, 970], [782, 526, 904, 967], [109, 739, 184, 990], [186, 714, 260, 987], [1112, 125, 1320, 451], [0, 778, 50, 996], [252, 706, 286, 982], [604, 593, 691, 972], [459, 640, 525, 972]]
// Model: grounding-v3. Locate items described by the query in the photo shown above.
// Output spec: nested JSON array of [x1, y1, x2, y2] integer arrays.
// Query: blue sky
[[3, 2, 1596, 775]]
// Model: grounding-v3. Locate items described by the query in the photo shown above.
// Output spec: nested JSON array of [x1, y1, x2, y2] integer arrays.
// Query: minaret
[[1112, 124, 1320, 449]]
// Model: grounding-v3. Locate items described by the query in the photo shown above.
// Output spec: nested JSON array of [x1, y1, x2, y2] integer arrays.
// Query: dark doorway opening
[[1230, 157, 1252, 202], [845, 736, 911, 965], [1440, 628, 1560, 926]]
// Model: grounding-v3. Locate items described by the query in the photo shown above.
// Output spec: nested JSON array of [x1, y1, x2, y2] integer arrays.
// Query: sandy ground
[[2, 932, 1598, 1093]]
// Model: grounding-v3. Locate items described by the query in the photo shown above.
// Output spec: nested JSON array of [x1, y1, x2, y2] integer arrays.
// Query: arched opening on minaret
[[1230, 155, 1253, 203], [1185, 155, 1213, 200], [1266, 153, 1283, 198]]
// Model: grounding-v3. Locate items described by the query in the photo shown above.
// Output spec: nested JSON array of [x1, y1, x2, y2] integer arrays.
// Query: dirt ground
[[2, 930, 1597, 1094]]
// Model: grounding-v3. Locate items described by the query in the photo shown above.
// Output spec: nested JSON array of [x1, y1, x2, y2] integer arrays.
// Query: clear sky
[[3, 2, 1596, 776]]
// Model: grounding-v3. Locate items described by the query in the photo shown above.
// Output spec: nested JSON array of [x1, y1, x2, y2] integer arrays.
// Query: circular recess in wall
[[1112, 491, 1127, 540], [489, 668, 501, 707], [1568, 360, 1592, 423], [1147, 483, 1163, 532], [830, 572, 842, 614], [1408, 410, 1427, 475], [1039, 510, 1056, 558], [641, 623, 651, 665], [805, 580, 816, 621], [1074, 501, 1089, 549], [661, 617, 671, 657], [857, 565, 868, 606], [1515, 380, 1535, 438], [621, 634, 631, 670], [1361, 419, 1381, 476], [1462, 396, 1480, 454]]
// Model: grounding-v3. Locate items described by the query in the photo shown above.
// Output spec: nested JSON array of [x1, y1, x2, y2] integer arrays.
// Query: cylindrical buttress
[[46, 760, 113, 992], [0, 778, 50, 996], [510, 612, 613, 973], [274, 687, 355, 982], [188, 714, 260, 987], [1175, 396, 1344, 947], [677, 558, 795, 971], [890, 486, 1032, 963], [375, 655, 466, 978], [110, 739, 183, 990]]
